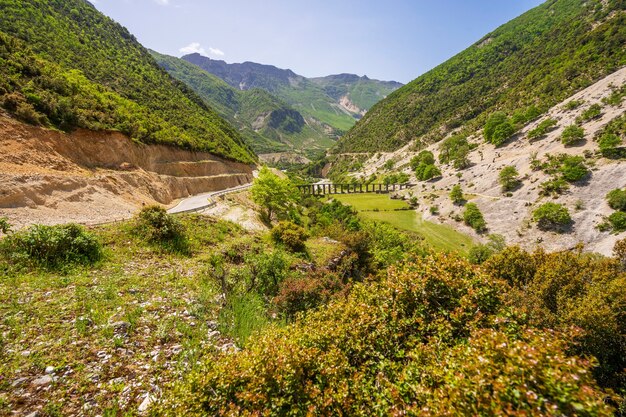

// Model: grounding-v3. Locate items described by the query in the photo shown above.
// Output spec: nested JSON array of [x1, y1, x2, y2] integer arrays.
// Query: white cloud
[[154, 0, 169, 5], [179, 42, 225, 58], [208, 47, 225, 57]]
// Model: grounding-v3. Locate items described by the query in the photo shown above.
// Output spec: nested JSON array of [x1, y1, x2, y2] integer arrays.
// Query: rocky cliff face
[[0, 112, 254, 228]]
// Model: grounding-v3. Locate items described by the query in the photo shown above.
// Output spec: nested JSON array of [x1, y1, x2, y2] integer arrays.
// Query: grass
[[332, 193, 474, 255], [0, 216, 255, 415]]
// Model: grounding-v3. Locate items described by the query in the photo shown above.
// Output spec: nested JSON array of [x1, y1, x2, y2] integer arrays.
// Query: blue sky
[[92, 0, 544, 83]]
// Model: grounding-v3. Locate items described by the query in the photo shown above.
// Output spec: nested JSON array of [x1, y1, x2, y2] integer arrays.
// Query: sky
[[92, 0, 545, 84]]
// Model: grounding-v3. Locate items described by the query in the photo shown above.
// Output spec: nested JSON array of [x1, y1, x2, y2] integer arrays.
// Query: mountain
[[151, 51, 336, 156], [337, 0, 626, 153], [181, 53, 403, 134], [0, 0, 255, 163]]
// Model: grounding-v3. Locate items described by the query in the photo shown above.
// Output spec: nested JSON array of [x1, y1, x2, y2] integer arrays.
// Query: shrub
[[576, 103, 603, 123], [559, 155, 589, 182], [501, 248, 626, 392], [467, 234, 506, 265], [539, 178, 569, 196], [463, 203, 487, 233], [563, 99, 584, 110], [561, 125, 585, 146], [527, 118, 558, 141], [606, 188, 626, 211], [135, 206, 187, 250], [0, 217, 11, 235], [248, 251, 289, 296], [274, 272, 345, 319], [498, 165, 520, 192], [449, 184, 464, 205], [159, 254, 613, 416], [271, 221, 308, 252], [533, 203, 572, 231], [608, 211, 626, 232], [598, 133, 622, 158], [0, 223, 102, 268]]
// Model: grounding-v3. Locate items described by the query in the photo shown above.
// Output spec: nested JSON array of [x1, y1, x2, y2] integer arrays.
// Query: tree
[[449, 184, 465, 205], [463, 203, 487, 233], [251, 167, 299, 224], [561, 125, 585, 146], [484, 112, 515, 146], [498, 166, 520, 192], [532, 203, 572, 231], [412, 151, 441, 181], [439, 135, 471, 168]]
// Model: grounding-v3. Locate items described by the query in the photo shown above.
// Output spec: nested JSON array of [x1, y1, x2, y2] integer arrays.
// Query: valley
[[0, 0, 625, 416]]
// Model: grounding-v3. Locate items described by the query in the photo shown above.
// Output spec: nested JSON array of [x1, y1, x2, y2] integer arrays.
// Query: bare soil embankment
[[0, 112, 254, 228]]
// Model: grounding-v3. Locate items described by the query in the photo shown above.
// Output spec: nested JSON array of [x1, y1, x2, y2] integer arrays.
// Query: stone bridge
[[297, 183, 414, 196]]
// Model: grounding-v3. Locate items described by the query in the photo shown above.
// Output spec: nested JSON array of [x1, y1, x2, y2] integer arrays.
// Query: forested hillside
[[0, 0, 255, 163], [151, 51, 336, 155], [338, 0, 626, 152]]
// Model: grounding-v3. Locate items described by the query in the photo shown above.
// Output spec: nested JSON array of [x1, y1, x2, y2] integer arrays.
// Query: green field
[[332, 193, 474, 255]]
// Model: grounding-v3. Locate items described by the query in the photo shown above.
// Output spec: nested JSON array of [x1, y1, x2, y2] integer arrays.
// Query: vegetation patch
[[533, 202, 572, 231]]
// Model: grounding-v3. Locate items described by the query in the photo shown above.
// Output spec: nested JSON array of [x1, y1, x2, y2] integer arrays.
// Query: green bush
[[468, 234, 506, 265], [0, 223, 102, 268], [606, 189, 626, 211], [449, 184, 465, 205], [533, 203, 572, 231], [463, 203, 487, 233], [561, 125, 585, 146], [576, 103, 603, 123], [608, 211, 626, 232], [598, 133, 623, 158], [135, 206, 187, 251], [559, 155, 589, 182], [0, 217, 11, 235], [498, 165, 521, 192], [271, 221, 308, 252], [563, 99, 584, 110], [159, 254, 613, 416], [527, 118, 558, 141]]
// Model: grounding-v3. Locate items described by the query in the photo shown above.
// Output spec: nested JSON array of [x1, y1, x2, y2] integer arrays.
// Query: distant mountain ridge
[[152, 51, 336, 156], [181, 53, 403, 134]]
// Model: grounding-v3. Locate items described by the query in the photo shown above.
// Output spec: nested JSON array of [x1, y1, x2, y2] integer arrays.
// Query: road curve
[[167, 183, 252, 214]]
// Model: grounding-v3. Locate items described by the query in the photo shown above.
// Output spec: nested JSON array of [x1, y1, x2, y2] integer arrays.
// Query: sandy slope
[[351, 67, 626, 255], [0, 112, 254, 229]]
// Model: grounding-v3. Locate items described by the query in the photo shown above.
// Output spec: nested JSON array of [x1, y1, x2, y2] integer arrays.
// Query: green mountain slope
[[310, 74, 403, 114], [337, 0, 626, 153], [151, 51, 336, 155], [0, 0, 255, 163], [182, 53, 402, 134]]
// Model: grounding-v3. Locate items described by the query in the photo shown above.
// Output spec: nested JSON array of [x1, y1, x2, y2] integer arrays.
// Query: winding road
[[167, 183, 253, 214]]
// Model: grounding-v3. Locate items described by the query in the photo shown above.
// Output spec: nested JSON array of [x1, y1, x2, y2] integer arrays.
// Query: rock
[[25, 412, 39, 417], [11, 377, 28, 387], [45, 366, 55, 374], [32, 375, 53, 386], [111, 321, 131, 336], [138, 393, 155, 413], [206, 320, 218, 330], [20, 350, 31, 357]]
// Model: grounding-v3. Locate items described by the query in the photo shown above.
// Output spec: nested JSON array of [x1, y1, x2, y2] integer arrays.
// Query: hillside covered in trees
[[0, 0, 255, 163], [151, 51, 336, 156], [337, 0, 626, 153]]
